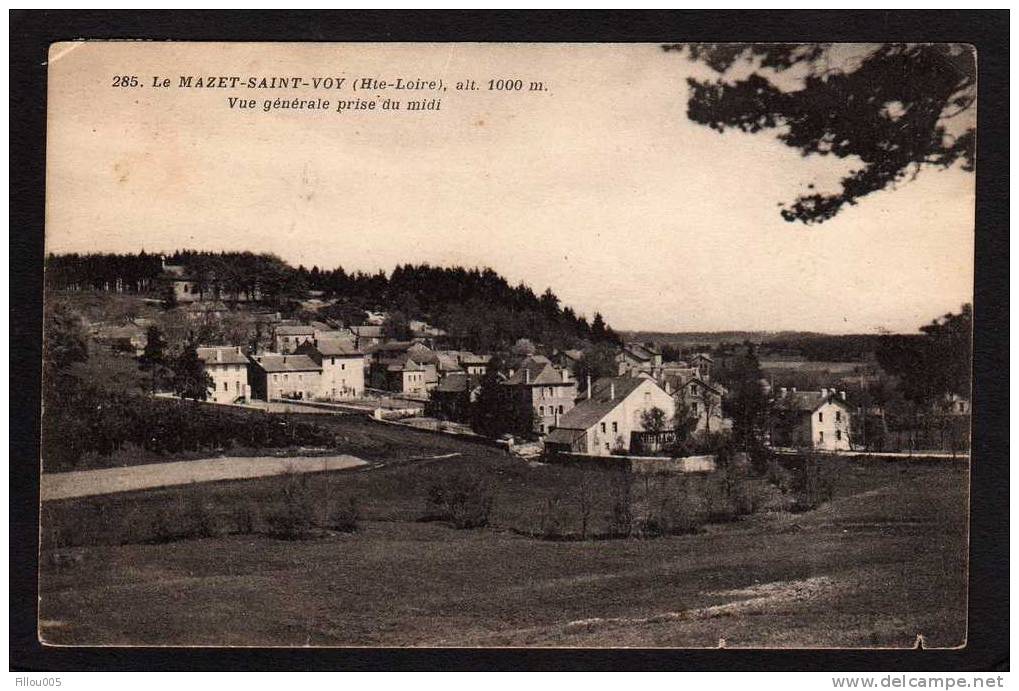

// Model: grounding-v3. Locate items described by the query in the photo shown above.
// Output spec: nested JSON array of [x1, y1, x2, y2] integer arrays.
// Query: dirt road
[[41, 454, 367, 501]]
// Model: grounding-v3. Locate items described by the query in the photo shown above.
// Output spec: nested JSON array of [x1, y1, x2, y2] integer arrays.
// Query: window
[[558, 405, 564, 414], [331, 357, 336, 365], [341, 363, 346, 370], [818, 412, 824, 422], [223, 382, 228, 391], [835, 411, 841, 422], [836, 430, 842, 441], [612, 421, 618, 433], [539, 406, 545, 416], [600, 422, 606, 433], [692, 402, 698, 413], [819, 431, 825, 443]]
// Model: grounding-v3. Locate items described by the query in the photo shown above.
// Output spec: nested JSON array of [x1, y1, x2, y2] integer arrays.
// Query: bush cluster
[[42, 380, 336, 470], [425, 472, 494, 529]]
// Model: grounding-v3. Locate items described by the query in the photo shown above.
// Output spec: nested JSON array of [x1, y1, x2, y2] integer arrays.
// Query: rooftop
[[197, 346, 249, 366], [555, 376, 652, 431], [275, 325, 315, 336], [251, 354, 320, 373]]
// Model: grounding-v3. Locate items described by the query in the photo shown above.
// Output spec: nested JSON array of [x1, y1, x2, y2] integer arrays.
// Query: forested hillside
[[44, 251, 620, 352]]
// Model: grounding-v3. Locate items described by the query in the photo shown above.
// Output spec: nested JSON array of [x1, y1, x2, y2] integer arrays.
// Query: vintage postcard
[[40, 42, 974, 648]]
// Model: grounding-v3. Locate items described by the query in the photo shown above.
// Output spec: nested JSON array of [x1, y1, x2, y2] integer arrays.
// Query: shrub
[[637, 475, 705, 537], [328, 496, 361, 533], [265, 474, 319, 539], [425, 472, 493, 529], [789, 455, 842, 511], [765, 457, 794, 493], [538, 494, 567, 539], [605, 471, 634, 537]]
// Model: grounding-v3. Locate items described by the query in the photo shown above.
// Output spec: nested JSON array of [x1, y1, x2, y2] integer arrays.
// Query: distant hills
[[622, 330, 832, 349]]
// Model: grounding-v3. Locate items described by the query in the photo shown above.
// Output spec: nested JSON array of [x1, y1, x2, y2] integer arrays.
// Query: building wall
[[205, 363, 251, 404], [676, 381, 725, 433], [529, 382, 578, 434], [275, 333, 315, 354], [809, 401, 852, 450], [583, 380, 675, 456], [265, 369, 322, 400], [402, 370, 428, 396], [319, 355, 365, 399]]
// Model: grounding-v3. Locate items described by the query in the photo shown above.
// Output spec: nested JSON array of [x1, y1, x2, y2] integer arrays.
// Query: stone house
[[770, 387, 853, 451], [248, 353, 322, 401], [294, 338, 365, 399], [616, 342, 663, 377], [502, 355, 577, 435], [673, 376, 727, 434], [196, 346, 251, 404], [273, 325, 316, 354]]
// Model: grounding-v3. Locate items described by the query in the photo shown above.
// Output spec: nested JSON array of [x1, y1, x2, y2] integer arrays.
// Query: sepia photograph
[[36, 39, 977, 651]]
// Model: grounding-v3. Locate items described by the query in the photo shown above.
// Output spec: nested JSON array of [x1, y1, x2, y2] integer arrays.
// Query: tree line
[[45, 251, 622, 353]]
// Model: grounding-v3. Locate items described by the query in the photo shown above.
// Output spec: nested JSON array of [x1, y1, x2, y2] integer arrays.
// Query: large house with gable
[[544, 376, 675, 456]]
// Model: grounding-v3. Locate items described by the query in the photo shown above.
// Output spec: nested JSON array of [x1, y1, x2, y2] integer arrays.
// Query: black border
[[10, 10, 1009, 672]]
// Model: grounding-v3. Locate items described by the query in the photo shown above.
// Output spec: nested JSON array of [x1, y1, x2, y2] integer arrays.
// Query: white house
[[544, 376, 675, 456], [196, 346, 251, 404], [771, 387, 853, 451], [294, 338, 365, 399]]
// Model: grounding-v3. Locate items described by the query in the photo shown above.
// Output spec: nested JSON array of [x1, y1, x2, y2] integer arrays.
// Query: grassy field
[[39, 421, 968, 648]]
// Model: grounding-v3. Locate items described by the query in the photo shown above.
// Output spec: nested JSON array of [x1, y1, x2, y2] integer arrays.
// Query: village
[[61, 252, 974, 467], [37, 250, 973, 648], [81, 255, 910, 461]]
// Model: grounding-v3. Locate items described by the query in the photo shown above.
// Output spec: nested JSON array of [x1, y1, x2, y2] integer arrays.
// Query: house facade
[[674, 376, 726, 433], [369, 355, 430, 396], [294, 339, 365, 399], [502, 355, 578, 435], [616, 343, 663, 378], [771, 388, 853, 451], [248, 353, 322, 401], [196, 346, 251, 404], [274, 325, 316, 354], [544, 377, 675, 456], [458, 352, 491, 378], [428, 372, 478, 422]]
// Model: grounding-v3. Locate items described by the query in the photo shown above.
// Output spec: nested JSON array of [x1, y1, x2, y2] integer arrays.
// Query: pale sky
[[45, 42, 975, 334]]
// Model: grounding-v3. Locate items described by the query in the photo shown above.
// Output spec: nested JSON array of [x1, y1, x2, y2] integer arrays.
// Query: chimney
[[216, 349, 222, 362], [525, 368, 531, 384], [561, 369, 568, 383], [780, 387, 787, 397], [587, 374, 592, 399], [791, 387, 797, 393], [610, 382, 615, 400], [820, 387, 828, 397], [840, 390, 847, 401]]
